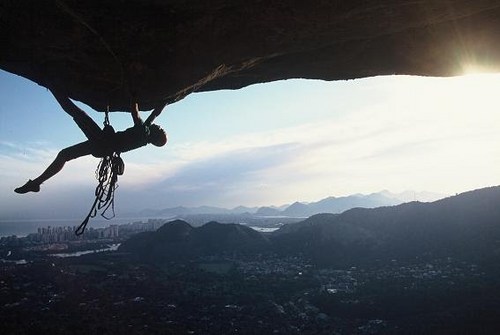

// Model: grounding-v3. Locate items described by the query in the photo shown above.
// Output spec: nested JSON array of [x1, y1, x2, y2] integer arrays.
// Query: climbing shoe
[[14, 180, 40, 194]]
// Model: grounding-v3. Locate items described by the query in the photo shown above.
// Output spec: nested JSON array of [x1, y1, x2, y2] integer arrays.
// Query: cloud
[[112, 111, 399, 208], [117, 142, 303, 208], [168, 142, 299, 184]]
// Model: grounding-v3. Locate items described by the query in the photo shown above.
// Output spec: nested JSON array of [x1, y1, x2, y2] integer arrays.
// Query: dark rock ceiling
[[2, 0, 500, 111]]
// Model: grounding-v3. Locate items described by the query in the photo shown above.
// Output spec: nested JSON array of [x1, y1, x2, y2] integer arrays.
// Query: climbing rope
[[75, 110, 125, 236], [104, 105, 111, 126], [75, 153, 124, 235]]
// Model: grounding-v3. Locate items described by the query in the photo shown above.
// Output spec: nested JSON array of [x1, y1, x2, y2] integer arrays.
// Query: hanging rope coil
[[75, 153, 124, 235]]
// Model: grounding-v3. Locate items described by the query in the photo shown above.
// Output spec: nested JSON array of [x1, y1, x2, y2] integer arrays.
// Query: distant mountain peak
[[157, 220, 193, 236], [132, 190, 448, 219], [256, 206, 282, 216]]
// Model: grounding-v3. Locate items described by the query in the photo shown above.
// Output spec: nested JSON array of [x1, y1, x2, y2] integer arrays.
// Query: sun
[[461, 62, 499, 76]]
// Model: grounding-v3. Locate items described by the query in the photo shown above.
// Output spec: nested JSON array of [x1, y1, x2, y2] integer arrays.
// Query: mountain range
[[131, 190, 445, 218], [120, 186, 500, 266]]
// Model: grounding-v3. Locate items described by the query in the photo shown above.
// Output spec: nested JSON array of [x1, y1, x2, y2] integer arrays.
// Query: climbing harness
[[76, 108, 125, 235]]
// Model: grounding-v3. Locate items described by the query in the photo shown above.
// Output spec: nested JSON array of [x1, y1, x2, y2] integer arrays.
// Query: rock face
[[2, 1, 500, 111]]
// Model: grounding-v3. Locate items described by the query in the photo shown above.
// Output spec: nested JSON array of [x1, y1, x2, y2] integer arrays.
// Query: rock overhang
[[1, 0, 500, 112]]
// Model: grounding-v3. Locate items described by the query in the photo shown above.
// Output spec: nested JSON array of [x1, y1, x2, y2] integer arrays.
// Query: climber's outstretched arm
[[50, 88, 102, 141], [130, 102, 142, 126], [50, 88, 84, 119], [145, 101, 168, 126]]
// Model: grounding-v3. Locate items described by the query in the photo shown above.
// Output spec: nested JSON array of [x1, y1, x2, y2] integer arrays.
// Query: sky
[[1, 69, 499, 219]]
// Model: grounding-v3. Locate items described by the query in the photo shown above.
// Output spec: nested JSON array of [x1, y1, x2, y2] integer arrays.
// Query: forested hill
[[119, 220, 270, 262], [272, 186, 500, 265], [120, 186, 500, 266]]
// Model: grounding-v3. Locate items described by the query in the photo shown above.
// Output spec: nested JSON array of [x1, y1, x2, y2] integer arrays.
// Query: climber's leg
[[14, 142, 93, 194], [51, 90, 102, 141]]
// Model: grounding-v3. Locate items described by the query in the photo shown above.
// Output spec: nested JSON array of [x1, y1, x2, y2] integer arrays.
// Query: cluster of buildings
[[0, 218, 171, 250], [24, 218, 169, 244], [31, 225, 120, 243]]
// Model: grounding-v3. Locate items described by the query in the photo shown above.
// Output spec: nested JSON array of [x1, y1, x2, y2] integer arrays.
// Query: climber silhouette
[[15, 88, 167, 194]]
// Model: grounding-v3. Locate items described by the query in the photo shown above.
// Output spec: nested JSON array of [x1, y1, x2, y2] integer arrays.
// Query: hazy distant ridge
[[134, 190, 445, 218]]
